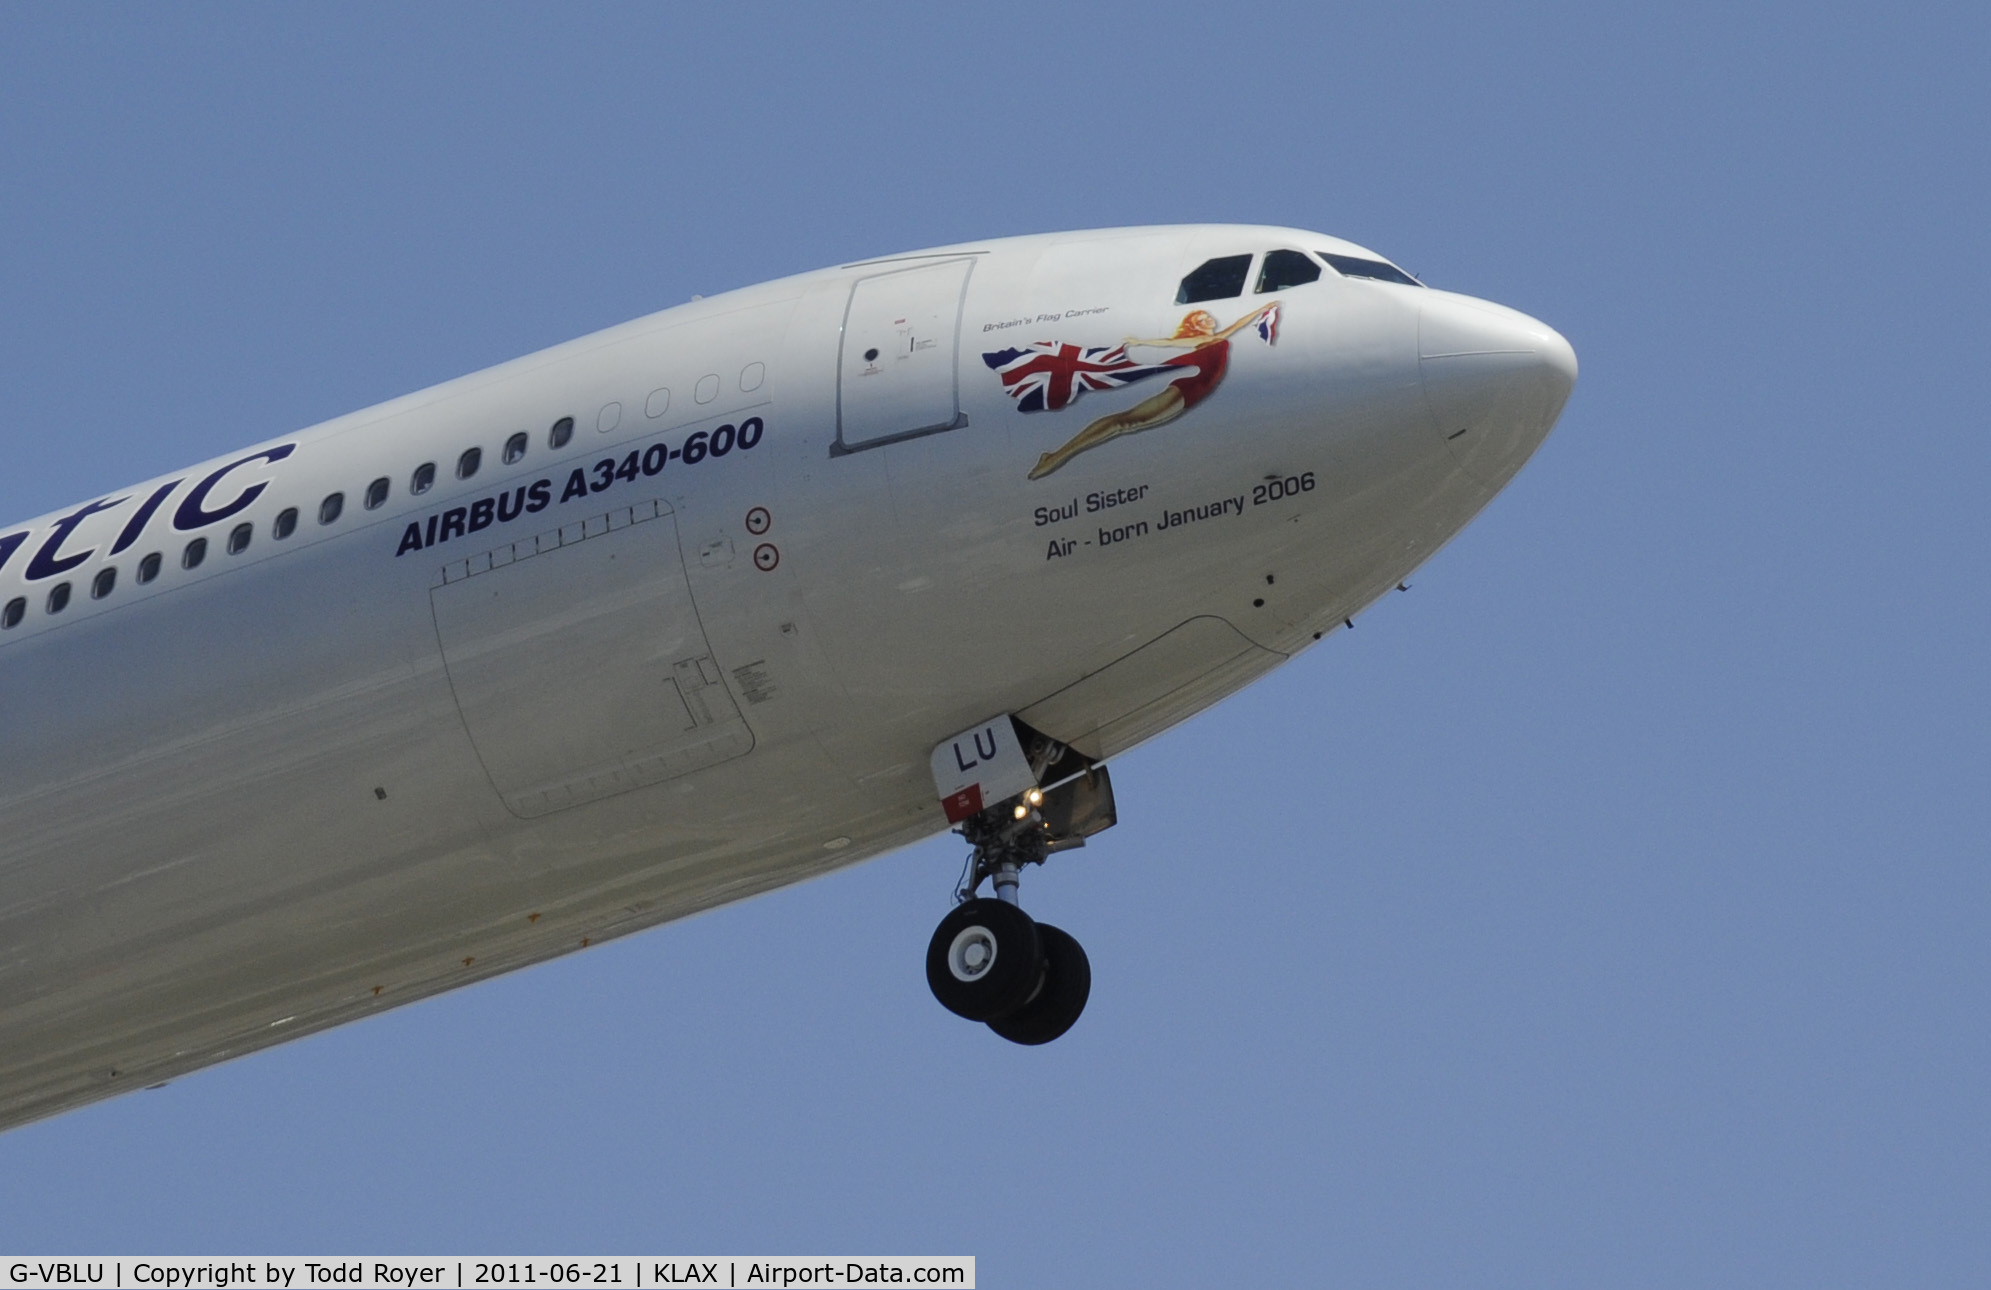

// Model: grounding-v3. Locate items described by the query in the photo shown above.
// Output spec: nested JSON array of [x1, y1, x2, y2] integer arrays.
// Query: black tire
[[987, 922, 1090, 1045], [926, 898, 1042, 1022]]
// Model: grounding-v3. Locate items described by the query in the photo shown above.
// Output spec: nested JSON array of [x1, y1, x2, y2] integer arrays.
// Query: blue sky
[[1, 4, 1986, 1284]]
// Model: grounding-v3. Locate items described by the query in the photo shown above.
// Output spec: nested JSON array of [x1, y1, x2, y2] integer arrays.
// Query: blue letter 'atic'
[[25, 496, 131, 581], [173, 445, 297, 532]]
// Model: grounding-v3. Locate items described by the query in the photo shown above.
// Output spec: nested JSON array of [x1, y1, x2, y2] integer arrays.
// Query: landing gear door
[[931, 715, 1037, 823], [1039, 767, 1116, 845], [833, 257, 974, 454]]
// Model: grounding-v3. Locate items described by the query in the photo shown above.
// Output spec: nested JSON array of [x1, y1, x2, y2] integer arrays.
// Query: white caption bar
[[0, 1261, 972, 1290]]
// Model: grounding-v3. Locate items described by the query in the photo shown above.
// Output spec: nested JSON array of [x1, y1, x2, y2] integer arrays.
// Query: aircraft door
[[833, 257, 974, 453], [430, 501, 753, 818]]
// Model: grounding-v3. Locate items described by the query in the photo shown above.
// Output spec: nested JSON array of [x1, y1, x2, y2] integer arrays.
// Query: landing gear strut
[[924, 724, 1114, 1045]]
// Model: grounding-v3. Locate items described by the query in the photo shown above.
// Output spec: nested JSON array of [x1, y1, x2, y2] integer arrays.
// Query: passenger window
[[1257, 249, 1322, 293], [411, 462, 436, 495], [549, 416, 575, 450], [47, 582, 71, 614], [227, 522, 252, 555], [364, 477, 390, 510], [183, 538, 208, 569], [457, 447, 482, 479], [504, 432, 529, 464], [1318, 252, 1422, 286], [319, 493, 344, 525], [1176, 255, 1253, 304], [137, 552, 162, 584], [91, 567, 116, 600], [274, 507, 298, 540], [1, 597, 22, 629]]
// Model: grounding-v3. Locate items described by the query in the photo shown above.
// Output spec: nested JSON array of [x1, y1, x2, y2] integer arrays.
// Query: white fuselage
[[0, 224, 1575, 1129]]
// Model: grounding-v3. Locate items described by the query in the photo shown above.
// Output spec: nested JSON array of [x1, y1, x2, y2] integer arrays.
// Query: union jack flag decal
[[1256, 302, 1281, 344], [981, 342, 1175, 414]]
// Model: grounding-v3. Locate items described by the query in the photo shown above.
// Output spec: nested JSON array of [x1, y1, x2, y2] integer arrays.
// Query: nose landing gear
[[924, 742, 1113, 1045]]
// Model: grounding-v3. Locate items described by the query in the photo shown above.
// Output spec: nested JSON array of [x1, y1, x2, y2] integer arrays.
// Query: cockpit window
[[1256, 249, 1321, 293], [1318, 252, 1422, 286], [1176, 255, 1252, 304]]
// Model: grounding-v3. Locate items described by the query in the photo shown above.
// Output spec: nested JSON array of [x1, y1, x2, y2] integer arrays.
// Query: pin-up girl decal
[[984, 303, 1281, 481]]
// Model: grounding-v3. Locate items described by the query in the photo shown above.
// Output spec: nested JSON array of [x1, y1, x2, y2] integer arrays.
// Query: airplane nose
[[1418, 292, 1577, 488]]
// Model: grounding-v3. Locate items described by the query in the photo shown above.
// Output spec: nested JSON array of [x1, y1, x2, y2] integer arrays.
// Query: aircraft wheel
[[987, 923, 1090, 1046], [926, 898, 1042, 1022]]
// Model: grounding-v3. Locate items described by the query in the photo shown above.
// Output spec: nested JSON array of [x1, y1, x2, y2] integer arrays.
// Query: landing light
[[1025, 788, 1044, 806]]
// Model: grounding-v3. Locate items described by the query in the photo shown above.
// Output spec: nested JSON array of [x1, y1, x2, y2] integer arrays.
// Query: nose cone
[[1419, 292, 1577, 489]]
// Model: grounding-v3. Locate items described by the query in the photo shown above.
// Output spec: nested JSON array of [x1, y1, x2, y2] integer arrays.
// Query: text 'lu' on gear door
[[833, 257, 974, 453], [430, 501, 752, 818]]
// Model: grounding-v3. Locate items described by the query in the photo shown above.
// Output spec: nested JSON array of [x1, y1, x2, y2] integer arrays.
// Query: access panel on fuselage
[[430, 501, 752, 818], [833, 258, 973, 453]]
